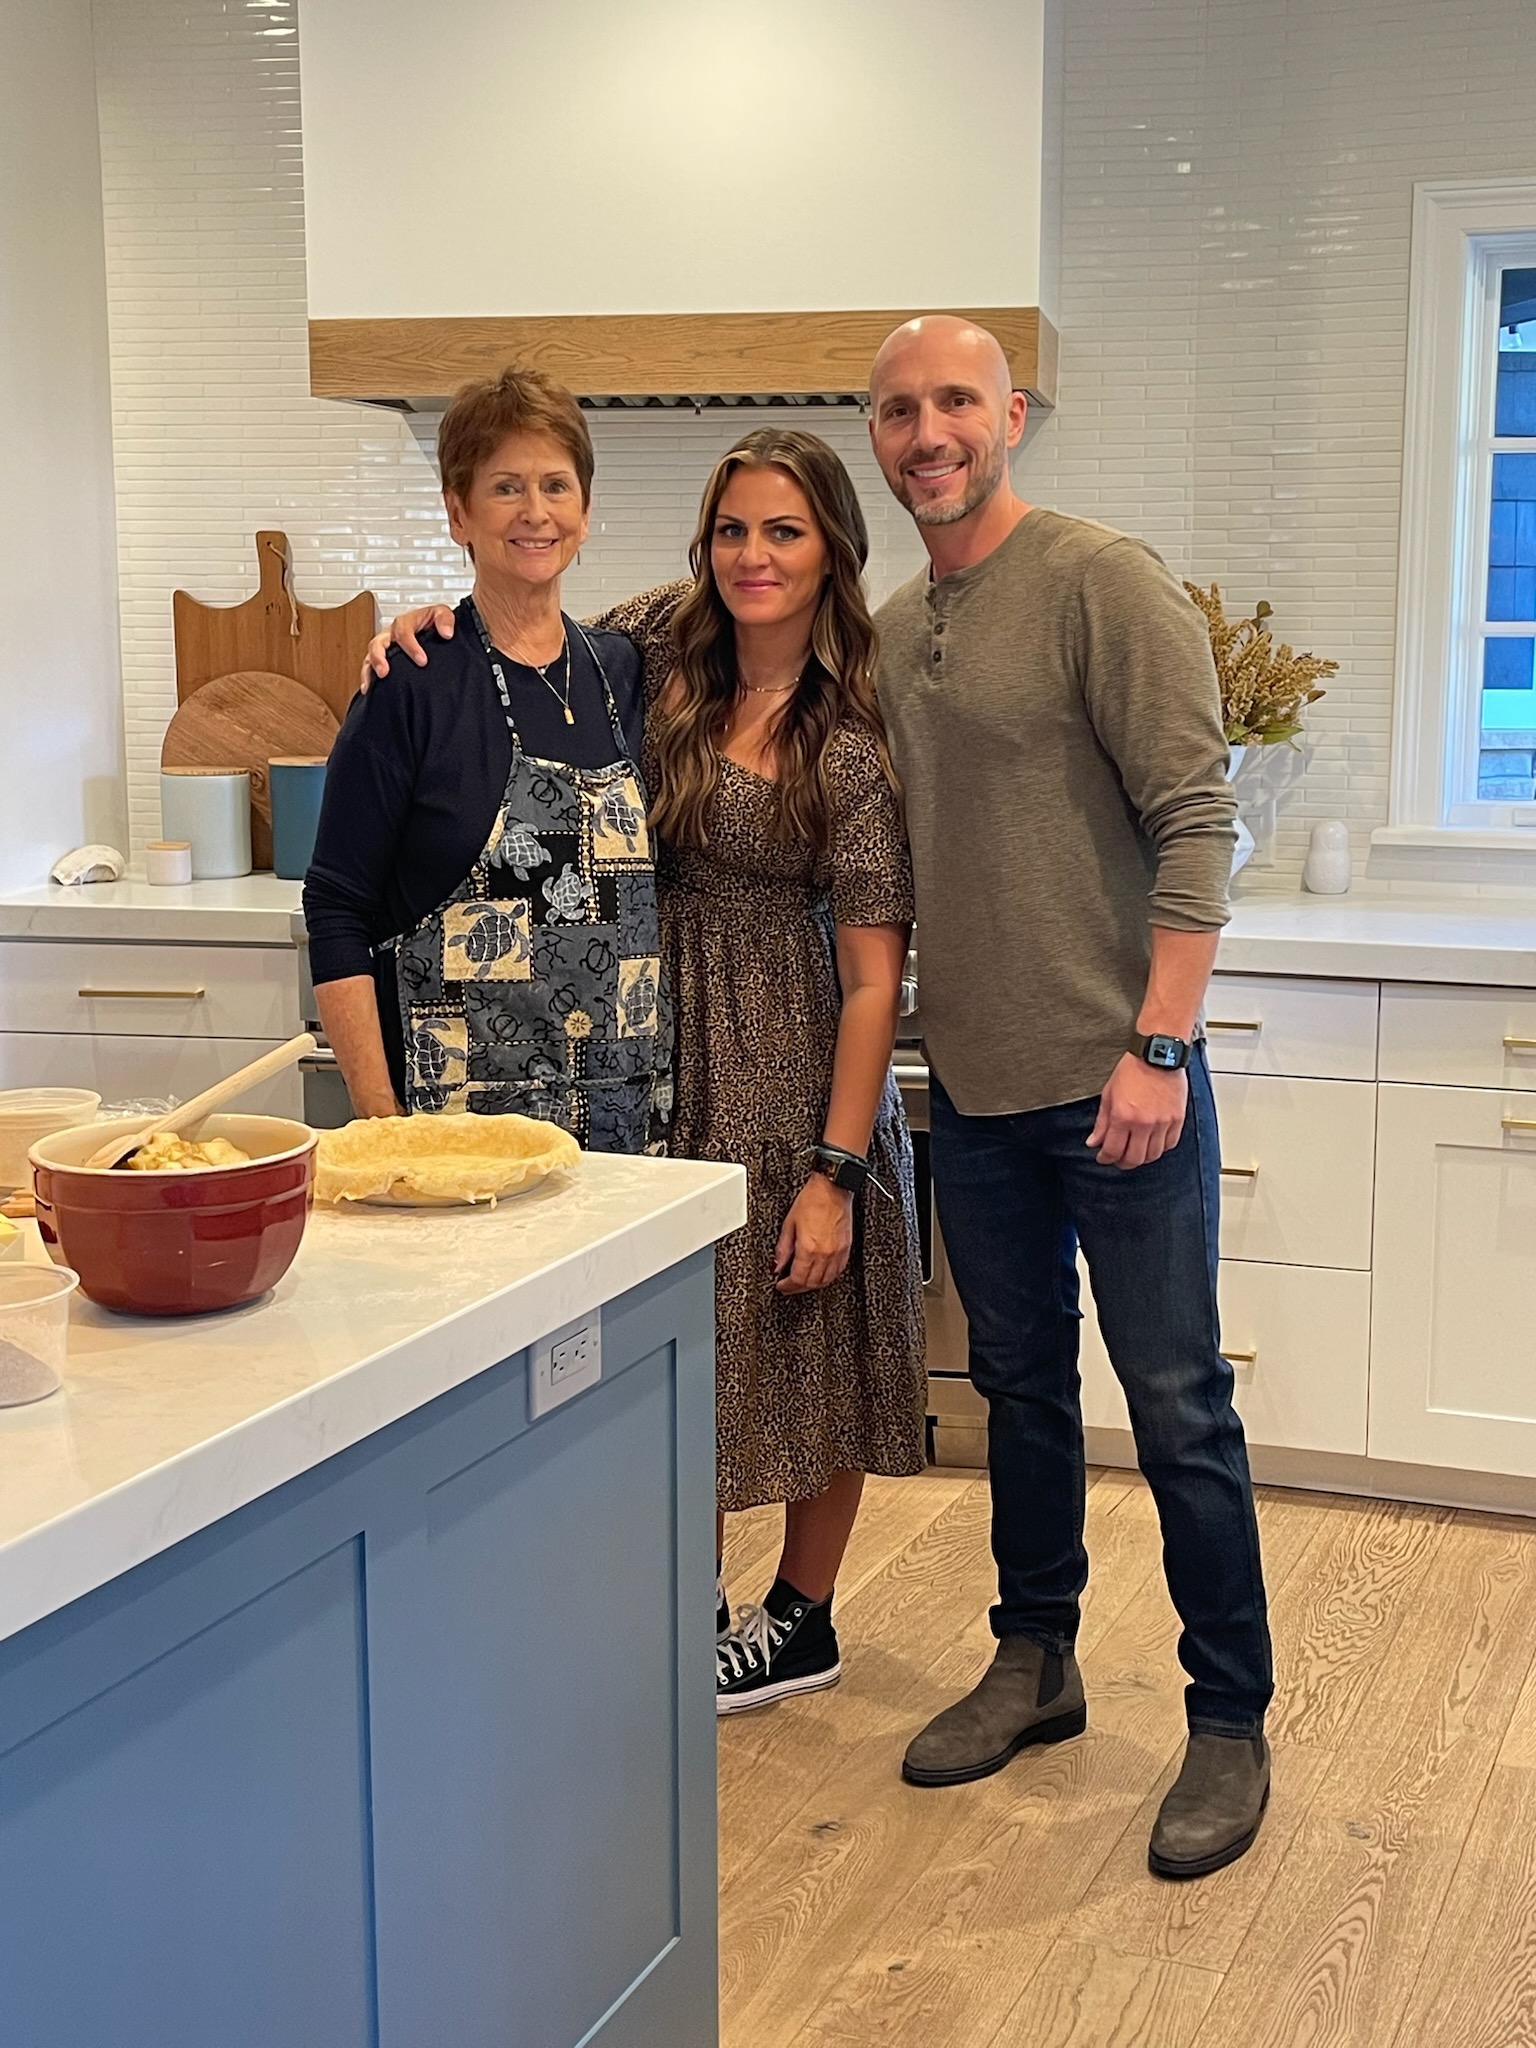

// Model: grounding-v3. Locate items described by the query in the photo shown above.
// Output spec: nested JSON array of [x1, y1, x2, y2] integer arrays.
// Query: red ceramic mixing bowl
[[29, 1113, 317, 1316]]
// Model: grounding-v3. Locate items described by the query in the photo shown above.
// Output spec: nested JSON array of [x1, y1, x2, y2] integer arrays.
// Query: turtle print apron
[[386, 608, 672, 1155]]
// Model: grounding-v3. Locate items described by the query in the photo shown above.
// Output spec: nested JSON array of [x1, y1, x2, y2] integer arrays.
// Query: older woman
[[304, 367, 668, 1153], [368, 423, 925, 1715]]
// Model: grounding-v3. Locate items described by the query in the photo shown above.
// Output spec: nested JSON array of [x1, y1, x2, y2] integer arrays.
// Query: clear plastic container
[[0, 1264, 78, 1405]]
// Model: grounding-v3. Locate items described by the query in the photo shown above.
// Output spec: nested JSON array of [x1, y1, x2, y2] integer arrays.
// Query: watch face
[[1146, 1035, 1183, 1069]]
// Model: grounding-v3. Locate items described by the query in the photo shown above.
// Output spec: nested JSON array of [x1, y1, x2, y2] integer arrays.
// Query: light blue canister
[[268, 757, 329, 881]]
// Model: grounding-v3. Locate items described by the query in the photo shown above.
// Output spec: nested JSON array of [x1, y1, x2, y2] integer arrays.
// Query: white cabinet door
[[1378, 984, 1536, 1091], [0, 939, 299, 1040], [1370, 1084, 1536, 1474], [0, 1033, 304, 1121], [1211, 1072, 1376, 1269], [1080, 1257, 1370, 1455], [1205, 974, 1380, 1081]]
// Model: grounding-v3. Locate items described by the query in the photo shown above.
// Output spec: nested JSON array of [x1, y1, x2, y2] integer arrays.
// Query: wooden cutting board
[[161, 671, 340, 870], [173, 530, 375, 725]]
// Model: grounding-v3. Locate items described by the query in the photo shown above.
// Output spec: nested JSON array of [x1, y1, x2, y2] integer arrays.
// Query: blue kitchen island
[[0, 1153, 744, 2048]]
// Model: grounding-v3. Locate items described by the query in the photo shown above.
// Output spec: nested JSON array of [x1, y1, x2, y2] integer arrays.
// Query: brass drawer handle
[[1223, 1347, 1258, 1365], [78, 987, 207, 1001], [1505, 1038, 1536, 1052], [1504, 1118, 1536, 1134], [1208, 1019, 1262, 1033], [1220, 1163, 1260, 1179]]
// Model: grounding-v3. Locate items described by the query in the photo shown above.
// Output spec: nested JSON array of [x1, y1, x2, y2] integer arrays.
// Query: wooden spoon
[[84, 1034, 318, 1171]]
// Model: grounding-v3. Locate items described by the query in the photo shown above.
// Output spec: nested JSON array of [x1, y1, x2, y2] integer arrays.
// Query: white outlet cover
[[529, 1310, 603, 1419]]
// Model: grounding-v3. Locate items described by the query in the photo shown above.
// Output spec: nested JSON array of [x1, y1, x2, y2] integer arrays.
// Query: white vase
[[1227, 745, 1254, 874], [1303, 819, 1352, 894]]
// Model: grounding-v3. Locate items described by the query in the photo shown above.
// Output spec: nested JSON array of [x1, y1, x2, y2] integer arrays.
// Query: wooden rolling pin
[[85, 1034, 317, 1170]]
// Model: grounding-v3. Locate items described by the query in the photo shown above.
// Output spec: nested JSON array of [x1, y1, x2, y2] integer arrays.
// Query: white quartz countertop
[[4, 872, 1534, 986], [0, 872, 302, 944], [0, 1153, 745, 1645], [1219, 894, 1536, 986]]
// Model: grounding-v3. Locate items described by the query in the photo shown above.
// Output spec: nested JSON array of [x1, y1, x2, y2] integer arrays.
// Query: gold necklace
[[519, 635, 574, 725], [738, 660, 807, 697]]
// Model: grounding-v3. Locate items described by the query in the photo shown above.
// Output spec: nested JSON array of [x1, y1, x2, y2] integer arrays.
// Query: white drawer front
[[1204, 973, 1379, 1081], [1378, 983, 1536, 1091], [1212, 1072, 1376, 1269], [0, 940, 299, 1040], [1080, 1258, 1369, 1456], [0, 1032, 304, 1121]]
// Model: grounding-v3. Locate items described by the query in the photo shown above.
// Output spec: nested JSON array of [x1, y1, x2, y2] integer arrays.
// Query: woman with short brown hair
[[305, 366, 667, 1152]]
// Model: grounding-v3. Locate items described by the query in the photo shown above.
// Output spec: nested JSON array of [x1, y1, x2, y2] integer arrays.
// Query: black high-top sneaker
[[716, 1577, 840, 1715], [717, 1571, 731, 1643]]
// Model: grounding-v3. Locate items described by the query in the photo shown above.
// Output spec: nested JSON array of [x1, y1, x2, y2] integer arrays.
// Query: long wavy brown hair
[[647, 428, 896, 857]]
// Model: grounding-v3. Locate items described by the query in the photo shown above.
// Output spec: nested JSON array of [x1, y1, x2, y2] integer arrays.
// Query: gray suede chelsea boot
[[1148, 1732, 1271, 1879], [902, 1637, 1086, 1788]]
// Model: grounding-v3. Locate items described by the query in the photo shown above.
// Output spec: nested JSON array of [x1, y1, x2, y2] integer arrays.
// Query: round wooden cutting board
[[162, 670, 340, 870]]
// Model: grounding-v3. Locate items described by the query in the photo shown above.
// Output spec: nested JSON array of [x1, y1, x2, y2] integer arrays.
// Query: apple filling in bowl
[[123, 1133, 253, 1172]]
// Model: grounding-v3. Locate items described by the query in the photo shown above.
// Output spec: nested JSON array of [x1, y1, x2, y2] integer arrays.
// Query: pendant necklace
[[525, 635, 574, 724]]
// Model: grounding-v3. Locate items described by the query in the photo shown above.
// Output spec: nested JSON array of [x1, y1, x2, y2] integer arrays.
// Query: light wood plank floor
[[719, 1468, 1536, 2048]]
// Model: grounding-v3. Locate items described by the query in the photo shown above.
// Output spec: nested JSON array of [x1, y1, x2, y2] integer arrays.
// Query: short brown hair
[[436, 365, 594, 507]]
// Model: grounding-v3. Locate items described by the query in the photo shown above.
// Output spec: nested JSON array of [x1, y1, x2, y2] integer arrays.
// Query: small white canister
[[144, 839, 193, 887], [160, 768, 252, 880], [1303, 819, 1352, 895]]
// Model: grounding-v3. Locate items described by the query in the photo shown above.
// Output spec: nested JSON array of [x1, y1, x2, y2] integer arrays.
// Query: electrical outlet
[[529, 1311, 603, 1419]]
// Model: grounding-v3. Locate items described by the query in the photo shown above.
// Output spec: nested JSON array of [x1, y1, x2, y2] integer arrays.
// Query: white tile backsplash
[[94, 0, 1536, 889]]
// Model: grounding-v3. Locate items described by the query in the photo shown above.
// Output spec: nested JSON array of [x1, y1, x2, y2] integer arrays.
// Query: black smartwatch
[[1130, 1031, 1192, 1072], [811, 1144, 871, 1195]]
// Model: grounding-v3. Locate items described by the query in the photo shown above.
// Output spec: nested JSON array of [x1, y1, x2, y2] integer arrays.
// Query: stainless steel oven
[[895, 1045, 988, 1468]]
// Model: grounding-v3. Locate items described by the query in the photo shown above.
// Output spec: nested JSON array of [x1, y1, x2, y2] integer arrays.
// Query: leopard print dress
[[592, 584, 927, 1511]]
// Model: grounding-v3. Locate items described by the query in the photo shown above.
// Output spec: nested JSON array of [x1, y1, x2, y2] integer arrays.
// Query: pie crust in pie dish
[[314, 1113, 580, 1208]]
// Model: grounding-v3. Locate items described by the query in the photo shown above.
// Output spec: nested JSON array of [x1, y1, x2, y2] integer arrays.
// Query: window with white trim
[[1391, 182, 1536, 838]]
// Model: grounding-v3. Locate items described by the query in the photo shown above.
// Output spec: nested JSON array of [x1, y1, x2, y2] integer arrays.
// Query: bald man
[[868, 317, 1272, 1881]]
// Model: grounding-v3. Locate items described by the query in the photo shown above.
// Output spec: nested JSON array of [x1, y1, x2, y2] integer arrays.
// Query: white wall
[[93, 0, 926, 857], [297, 0, 1046, 318], [98, 0, 1536, 891], [0, 0, 125, 893], [1016, 0, 1536, 893]]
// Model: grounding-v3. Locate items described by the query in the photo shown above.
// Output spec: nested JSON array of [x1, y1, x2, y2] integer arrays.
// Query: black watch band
[[1129, 1031, 1192, 1072], [812, 1144, 870, 1195]]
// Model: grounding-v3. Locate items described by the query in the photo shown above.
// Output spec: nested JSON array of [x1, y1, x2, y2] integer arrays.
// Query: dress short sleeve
[[825, 724, 915, 928]]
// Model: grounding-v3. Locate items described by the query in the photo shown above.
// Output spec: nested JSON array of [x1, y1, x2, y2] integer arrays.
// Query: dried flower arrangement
[[1184, 582, 1337, 747]]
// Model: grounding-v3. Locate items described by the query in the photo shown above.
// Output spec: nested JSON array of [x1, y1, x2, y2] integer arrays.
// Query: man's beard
[[901, 433, 1009, 527]]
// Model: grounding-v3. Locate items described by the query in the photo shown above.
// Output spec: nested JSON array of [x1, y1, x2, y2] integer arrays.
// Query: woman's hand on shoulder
[[360, 605, 459, 692], [772, 1174, 854, 1294]]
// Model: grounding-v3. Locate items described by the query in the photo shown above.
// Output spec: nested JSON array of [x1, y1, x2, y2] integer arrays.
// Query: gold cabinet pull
[[1503, 1117, 1536, 1134], [1208, 1019, 1262, 1033], [1504, 1037, 1536, 1052], [1223, 1347, 1258, 1364], [1220, 1163, 1261, 1179], [78, 987, 206, 1001]]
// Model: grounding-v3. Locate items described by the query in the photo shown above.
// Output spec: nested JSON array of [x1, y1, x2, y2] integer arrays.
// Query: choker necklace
[[739, 661, 808, 697]]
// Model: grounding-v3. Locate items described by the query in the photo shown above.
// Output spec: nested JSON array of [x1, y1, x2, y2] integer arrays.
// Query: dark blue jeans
[[929, 1051, 1273, 1736]]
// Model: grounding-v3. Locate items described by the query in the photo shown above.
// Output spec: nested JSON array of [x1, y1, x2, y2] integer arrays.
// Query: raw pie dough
[[314, 1113, 580, 1207]]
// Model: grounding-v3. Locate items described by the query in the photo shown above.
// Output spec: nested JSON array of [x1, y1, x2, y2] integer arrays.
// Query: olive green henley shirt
[[874, 508, 1236, 1118]]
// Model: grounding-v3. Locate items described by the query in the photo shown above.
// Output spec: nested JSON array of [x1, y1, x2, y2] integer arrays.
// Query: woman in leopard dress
[[372, 426, 926, 1714]]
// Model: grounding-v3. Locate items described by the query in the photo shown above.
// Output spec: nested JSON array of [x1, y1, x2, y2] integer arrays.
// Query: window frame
[[1388, 179, 1536, 846]]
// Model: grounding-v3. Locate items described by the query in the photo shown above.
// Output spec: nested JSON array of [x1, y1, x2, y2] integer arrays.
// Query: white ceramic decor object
[[49, 845, 126, 887], [144, 840, 193, 887], [160, 769, 252, 880], [1303, 820, 1352, 895]]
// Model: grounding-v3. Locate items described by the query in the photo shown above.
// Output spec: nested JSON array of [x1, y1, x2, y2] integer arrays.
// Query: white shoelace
[[717, 1602, 789, 1684]]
